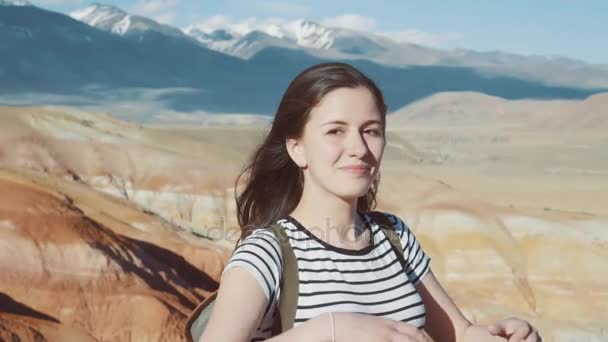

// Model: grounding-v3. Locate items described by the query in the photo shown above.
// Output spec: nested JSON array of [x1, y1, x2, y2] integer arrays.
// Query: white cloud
[[319, 14, 462, 47], [188, 15, 256, 35], [255, 1, 308, 16], [193, 15, 233, 31], [129, 0, 179, 25], [381, 30, 463, 47], [321, 14, 377, 32], [187, 11, 462, 49], [32, 0, 82, 5], [188, 15, 287, 35], [186, 15, 229, 33]]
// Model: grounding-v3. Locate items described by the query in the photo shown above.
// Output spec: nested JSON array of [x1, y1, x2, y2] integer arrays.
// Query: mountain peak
[[282, 19, 334, 49], [183, 18, 350, 55], [71, 3, 127, 19], [70, 3, 185, 38], [292, 18, 321, 28], [91, 2, 125, 11], [70, 3, 130, 34]]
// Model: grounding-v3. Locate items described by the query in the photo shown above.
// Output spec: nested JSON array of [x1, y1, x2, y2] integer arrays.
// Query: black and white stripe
[[221, 211, 431, 341]]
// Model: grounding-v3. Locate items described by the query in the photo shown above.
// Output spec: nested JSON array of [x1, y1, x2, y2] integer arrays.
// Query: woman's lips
[[340, 166, 371, 175]]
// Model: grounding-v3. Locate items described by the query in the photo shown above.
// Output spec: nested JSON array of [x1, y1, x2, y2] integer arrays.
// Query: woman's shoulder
[[237, 226, 283, 250], [364, 210, 411, 237]]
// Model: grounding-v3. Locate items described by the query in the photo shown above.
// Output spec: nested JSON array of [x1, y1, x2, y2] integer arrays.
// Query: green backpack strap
[[268, 213, 405, 335], [187, 214, 405, 341], [267, 223, 299, 335], [185, 291, 217, 342], [368, 211, 407, 269], [185, 223, 299, 341], [270, 212, 407, 334]]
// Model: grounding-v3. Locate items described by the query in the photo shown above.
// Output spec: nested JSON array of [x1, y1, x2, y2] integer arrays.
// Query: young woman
[[199, 63, 541, 342]]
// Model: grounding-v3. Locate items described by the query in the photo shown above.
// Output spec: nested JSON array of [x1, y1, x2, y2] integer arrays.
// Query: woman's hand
[[487, 318, 541, 342], [332, 312, 433, 342]]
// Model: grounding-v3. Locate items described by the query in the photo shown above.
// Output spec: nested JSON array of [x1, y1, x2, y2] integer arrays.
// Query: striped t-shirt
[[220, 211, 431, 341]]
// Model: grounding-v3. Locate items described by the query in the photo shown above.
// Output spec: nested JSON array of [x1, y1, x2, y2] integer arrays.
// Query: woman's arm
[[199, 267, 328, 342], [198, 267, 268, 341], [417, 270, 506, 342], [265, 315, 329, 342]]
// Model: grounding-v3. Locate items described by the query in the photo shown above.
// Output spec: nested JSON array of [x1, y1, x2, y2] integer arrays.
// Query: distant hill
[[389, 91, 608, 131]]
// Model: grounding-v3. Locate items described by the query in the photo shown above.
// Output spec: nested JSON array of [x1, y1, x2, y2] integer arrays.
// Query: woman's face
[[288, 86, 386, 202]]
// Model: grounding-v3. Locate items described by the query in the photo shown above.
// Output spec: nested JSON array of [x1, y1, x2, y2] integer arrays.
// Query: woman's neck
[[289, 193, 368, 248]]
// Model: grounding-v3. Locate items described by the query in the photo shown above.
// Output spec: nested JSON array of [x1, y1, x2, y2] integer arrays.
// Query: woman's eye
[[327, 129, 342, 135], [365, 129, 381, 136]]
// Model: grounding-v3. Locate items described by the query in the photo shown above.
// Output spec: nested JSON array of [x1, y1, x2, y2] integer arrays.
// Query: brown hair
[[234, 62, 388, 239]]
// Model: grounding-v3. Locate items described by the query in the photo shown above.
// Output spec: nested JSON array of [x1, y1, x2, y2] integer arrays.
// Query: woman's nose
[[345, 132, 369, 157]]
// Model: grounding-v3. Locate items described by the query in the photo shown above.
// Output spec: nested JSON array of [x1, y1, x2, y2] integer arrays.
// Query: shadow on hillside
[[0, 293, 60, 323]]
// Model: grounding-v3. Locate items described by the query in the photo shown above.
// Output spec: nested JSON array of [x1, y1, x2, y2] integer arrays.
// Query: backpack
[[184, 211, 407, 342]]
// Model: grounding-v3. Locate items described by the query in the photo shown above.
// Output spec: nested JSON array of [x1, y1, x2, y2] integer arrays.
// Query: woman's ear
[[286, 138, 307, 168]]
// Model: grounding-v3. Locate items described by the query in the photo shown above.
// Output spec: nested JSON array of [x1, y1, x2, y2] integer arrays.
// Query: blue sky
[[31, 0, 608, 64]]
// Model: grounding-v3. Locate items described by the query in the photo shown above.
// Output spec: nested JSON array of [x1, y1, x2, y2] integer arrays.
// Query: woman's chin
[[334, 186, 372, 201]]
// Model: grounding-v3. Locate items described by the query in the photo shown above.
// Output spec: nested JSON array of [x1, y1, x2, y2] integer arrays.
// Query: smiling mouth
[[340, 167, 371, 175]]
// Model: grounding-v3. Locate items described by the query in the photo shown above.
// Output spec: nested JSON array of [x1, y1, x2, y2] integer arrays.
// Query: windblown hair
[[234, 62, 388, 239]]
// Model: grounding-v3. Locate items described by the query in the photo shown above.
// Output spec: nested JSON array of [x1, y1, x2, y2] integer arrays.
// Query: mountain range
[[71, 3, 608, 90], [1, 1, 606, 116]]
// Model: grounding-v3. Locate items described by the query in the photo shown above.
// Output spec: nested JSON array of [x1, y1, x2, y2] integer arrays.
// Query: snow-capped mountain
[[70, 3, 187, 39], [183, 19, 401, 59], [182, 17, 608, 88], [1, 2, 603, 116], [183, 25, 295, 58], [277, 19, 334, 49], [0, 0, 31, 6], [21, 2, 608, 89], [186, 28, 235, 44]]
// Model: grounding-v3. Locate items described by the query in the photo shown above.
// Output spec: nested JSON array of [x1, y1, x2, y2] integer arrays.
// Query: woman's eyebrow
[[320, 119, 382, 127]]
